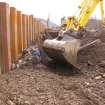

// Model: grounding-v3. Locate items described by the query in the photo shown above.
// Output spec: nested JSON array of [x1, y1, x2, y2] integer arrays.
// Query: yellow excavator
[[43, 0, 105, 68]]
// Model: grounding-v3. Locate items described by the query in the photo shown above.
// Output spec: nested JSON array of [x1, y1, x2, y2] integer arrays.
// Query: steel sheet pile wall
[[0, 2, 46, 73]]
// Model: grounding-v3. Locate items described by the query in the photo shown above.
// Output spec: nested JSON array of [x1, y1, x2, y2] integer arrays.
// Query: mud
[[0, 19, 105, 105]]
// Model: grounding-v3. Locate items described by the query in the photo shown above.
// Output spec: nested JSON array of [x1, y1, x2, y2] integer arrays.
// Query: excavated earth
[[0, 19, 105, 105]]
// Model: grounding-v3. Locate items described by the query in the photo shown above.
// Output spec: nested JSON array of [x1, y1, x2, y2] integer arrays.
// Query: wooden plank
[[17, 11, 23, 56], [10, 7, 18, 63], [0, 3, 11, 73]]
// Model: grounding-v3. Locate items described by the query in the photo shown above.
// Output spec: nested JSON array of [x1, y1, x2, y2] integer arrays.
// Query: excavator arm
[[67, 0, 105, 30]]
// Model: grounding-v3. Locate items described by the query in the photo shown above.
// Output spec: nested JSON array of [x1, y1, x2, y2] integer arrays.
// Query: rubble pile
[[12, 45, 48, 70]]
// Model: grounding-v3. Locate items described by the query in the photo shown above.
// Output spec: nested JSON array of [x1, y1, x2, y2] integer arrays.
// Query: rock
[[87, 60, 93, 66], [28, 57, 32, 61], [98, 61, 105, 67], [84, 82, 90, 86], [22, 61, 27, 65], [17, 59, 26, 69], [16, 95, 24, 104], [24, 101, 30, 105], [11, 64, 16, 70], [16, 64, 20, 69], [7, 100, 15, 105], [36, 87, 45, 93], [95, 75, 102, 80], [102, 73, 105, 77], [22, 49, 28, 56], [18, 59, 23, 63]]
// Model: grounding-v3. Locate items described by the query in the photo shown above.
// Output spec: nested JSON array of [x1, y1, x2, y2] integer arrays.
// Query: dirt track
[[0, 19, 105, 105]]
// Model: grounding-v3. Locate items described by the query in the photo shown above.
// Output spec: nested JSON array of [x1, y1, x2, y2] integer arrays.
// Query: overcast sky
[[0, 0, 104, 24]]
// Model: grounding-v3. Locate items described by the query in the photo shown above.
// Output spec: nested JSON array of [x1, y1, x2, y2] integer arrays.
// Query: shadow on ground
[[45, 60, 83, 77]]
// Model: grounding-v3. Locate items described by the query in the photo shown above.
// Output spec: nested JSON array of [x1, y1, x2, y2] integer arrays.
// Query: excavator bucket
[[43, 35, 81, 68]]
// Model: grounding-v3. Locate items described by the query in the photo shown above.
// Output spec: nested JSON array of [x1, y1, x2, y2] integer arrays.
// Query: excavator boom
[[67, 0, 104, 30]]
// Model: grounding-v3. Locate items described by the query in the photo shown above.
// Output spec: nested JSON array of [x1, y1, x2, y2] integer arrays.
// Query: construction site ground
[[0, 20, 105, 105]]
